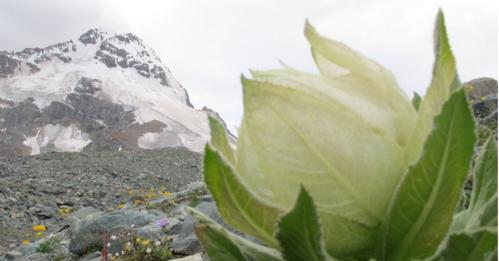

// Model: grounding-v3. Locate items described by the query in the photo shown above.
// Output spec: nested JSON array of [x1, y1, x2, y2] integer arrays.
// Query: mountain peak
[[1, 28, 188, 98], [78, 28, 108, 45], [0, 28, 210, 156]]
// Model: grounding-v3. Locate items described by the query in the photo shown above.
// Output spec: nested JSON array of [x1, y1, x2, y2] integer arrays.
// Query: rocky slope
[[0, 147, 202, 246], [0, 29, 211, 157], [0, 147, 212, 260]]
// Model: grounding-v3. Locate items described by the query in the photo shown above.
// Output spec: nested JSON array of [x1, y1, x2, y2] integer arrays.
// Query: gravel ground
[[0, 147, 202, 249]]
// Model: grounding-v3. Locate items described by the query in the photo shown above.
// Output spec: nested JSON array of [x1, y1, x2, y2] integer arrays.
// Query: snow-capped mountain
[[0, 29, 212, 156]]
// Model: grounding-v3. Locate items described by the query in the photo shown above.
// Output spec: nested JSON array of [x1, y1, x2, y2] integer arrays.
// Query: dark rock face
[[0, 54, 40, 77], [151, 65, 170, 87], [74, 77, 102, 94], [79, 29, 104, 45], [94, 50, 117, 68], [151, 66, 171, 87], [66, 93, 136, 130], [134, 63, 150, 78], [1, 98, 41, 134], [15, 41, 76, 65], [93, 33, 175, 88], [0, 54, 22, 77]]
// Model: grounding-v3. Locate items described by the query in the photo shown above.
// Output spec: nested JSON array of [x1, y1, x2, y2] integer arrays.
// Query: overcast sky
[[0, 0, 497, 130]]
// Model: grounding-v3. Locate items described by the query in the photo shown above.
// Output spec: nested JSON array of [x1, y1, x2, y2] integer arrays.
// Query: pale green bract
[[239, 21, 419, 228], [196, 11, 487, 259]]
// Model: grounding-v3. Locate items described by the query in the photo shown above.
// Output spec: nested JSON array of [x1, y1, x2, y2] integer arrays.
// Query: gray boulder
[[171, 202, 221, 255], [68, 209, 167, 255], [464, 77, 497, 140]]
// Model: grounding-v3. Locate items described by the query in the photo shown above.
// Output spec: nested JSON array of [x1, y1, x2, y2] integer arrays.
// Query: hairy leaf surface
[[430, 228, 497, 261], [378, 89, 476, 261], [277, 187, 334, 261], [204, 145, 282, 247], [452, 138, 498, 232], [403, 10, 461, 166]]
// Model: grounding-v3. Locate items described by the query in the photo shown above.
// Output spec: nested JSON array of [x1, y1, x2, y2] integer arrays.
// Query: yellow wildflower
[[141, 239, 150, 245], [36, 232, 44, 237], [58, 207, 72, 216], [32, 225, 46, 231], [117, 203, 126, 209], [22, 240, 30, 245], [133, 199, 144, 206]]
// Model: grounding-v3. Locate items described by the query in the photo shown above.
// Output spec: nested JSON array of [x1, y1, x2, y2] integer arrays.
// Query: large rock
[[170, 253, 203, 261], [171, 202, 221, 255], [464, 78, 497, 117], [68, 209, 168, 255], [464, 77, 497, 140]]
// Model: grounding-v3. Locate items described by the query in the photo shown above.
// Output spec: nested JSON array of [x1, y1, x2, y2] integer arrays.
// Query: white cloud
[[0, 0, 496, 131]]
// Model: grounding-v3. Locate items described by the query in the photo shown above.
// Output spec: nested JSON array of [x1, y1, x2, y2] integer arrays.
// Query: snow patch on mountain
[[23, 124, 91, 155]]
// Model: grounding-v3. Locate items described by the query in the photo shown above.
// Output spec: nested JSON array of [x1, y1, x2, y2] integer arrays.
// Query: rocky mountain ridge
[[0, 29, 211, 156]]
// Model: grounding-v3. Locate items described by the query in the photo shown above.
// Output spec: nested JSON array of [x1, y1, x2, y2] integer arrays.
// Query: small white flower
[[115, 252, 120, 256], [121, 250, 125, 255], [106, 243, 111, 247], [126, 242, 132, 247], [146, 248, 152, 254], [154, 240, 161, 246], [130, 224, 135, 228], [110, 235, 117, 240]]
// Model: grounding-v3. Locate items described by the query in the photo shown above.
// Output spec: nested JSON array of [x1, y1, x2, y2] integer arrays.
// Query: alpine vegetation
[[190, 11, 498, 261]]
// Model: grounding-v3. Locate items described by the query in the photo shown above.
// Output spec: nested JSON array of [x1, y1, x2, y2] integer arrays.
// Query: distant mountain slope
[[0, 29, 211, 156]]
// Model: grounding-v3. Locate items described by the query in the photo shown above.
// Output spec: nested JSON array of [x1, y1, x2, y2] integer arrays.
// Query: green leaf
[[319, 212, 376, 258], [430, 228, 497, 261], [195, 224, 247, 261], [377, 89, 476, 261], [467, 138, 498, 229], [404, 10, 461, 167], [452, 138, 498, 232], [208, 114, 236, 165], [189, 206, 284, 261], [204, 145, 283, 247], [276, 186, 335, 261], [412, 92, 422, 110], [186, 205, 221, 225]]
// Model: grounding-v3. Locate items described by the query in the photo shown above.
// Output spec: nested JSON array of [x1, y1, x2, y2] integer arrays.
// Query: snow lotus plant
[[189, 11, 498, 261]]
